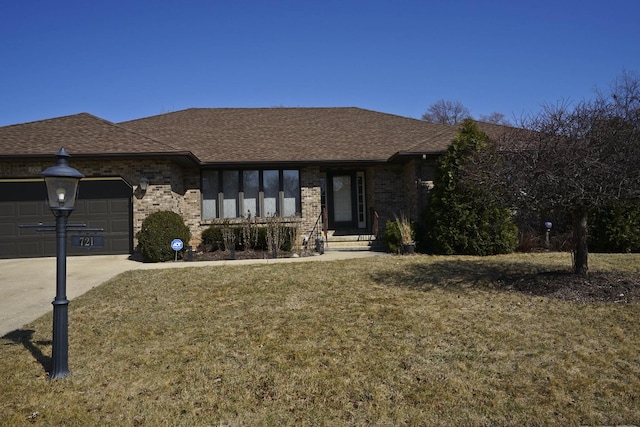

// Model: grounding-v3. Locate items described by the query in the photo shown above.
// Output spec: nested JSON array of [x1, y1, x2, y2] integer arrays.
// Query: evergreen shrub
[[423, 120, 518, 255], [201, 225, 224, 251], [383, 220, 402, 253], [137, 211, 191, 263], [590, 199, 640, 253]]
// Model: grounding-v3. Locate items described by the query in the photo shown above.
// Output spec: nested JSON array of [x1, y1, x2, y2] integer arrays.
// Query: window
[[202, 171, 218, 219], [201, 169, 300, 220], [283, 170, 299, 217], [242, 170, 259, 217], [222, 170, 239, 218], [263, 170, 279, 217]]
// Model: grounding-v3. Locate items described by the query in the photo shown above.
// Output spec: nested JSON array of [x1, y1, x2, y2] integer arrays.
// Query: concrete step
[[324, 233, 381, 251]]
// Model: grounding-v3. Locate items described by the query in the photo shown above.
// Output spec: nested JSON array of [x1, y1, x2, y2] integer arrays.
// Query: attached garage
[[0, 178, 132, 259]]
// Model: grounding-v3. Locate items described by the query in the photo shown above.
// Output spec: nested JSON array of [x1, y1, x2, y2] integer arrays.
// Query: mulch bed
[[193, 249, 306, 262], [501, 271, 640, 304]]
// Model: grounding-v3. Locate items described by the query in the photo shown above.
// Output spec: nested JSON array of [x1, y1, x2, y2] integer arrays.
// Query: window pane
[[202, 171, 218, 220], [263, 170, 279, 216], [333, 175, 352, 222], [223, 170, 239, 218], [283, 170, 299, 217], [243, 170, 259, 218]]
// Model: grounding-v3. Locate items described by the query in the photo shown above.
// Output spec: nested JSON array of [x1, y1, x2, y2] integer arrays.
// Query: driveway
[[0, 251, 384, 337]]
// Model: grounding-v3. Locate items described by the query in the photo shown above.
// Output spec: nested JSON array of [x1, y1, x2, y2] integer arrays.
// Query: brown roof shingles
[[120, 107, 457, 163], [0, 113, 180, 157], [1, 108, 512, 164]]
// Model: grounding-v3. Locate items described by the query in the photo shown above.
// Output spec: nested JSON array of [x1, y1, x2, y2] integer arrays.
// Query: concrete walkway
[[0, 250, 385, 337]]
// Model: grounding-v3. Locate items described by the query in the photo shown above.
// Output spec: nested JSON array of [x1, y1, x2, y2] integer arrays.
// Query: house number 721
[[78, 236, 95, 247]]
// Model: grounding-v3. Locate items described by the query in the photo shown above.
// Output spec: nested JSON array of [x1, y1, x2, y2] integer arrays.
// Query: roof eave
[[388, 150, 445, 162], [199, 158, 391, 168], [0, 151, 201, 168]]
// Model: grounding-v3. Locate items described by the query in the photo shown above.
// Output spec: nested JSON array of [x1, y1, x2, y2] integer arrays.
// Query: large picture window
[[202, 169, 300, 220]]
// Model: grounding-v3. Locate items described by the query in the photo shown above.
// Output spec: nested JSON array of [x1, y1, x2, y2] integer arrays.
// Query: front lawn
[[1, 253, 639, 425]]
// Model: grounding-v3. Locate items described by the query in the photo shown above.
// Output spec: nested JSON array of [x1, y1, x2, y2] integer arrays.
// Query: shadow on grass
[[370, 257, 560, 294], [2, 329, 51, 373]]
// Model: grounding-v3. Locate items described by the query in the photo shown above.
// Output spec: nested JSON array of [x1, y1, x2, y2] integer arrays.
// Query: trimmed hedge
[[137, 211, 191, 263]]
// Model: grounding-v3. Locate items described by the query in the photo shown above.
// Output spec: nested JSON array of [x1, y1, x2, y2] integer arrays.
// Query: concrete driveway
[[0, 251, 384, 337]]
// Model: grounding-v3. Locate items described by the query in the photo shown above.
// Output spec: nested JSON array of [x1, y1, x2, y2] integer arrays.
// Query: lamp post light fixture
[[544, 221, 553, 249], [40, 148, 84, 379]]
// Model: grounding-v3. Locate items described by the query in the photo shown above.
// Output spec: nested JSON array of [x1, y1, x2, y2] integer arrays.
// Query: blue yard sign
[[171, 238, 183, 261]]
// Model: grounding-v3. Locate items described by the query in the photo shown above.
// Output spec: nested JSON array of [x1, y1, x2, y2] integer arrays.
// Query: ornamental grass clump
[[384, 214, 415, 253], [395, 213, 415, 245]]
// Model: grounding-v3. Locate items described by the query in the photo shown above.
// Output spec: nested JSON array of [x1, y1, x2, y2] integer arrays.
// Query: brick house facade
[[0, 107, 477, 258]]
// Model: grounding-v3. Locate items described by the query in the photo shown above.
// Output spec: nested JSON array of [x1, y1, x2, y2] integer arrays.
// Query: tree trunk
[[572, 208, 589, 276]]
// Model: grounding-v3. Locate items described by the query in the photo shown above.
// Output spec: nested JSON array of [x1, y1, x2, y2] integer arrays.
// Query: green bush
[[201, 226, 224, 251], [423, 120, 518, 255], [590, 199, 640, 253], [383, 219, 402, 253], [137, 211, 191, 262]]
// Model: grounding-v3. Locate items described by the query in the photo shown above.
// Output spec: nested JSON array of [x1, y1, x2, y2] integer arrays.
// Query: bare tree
[[479, 112, 511, 125], [422, 99, 471, 125], [597, 69, 640, 118], [478, 73, 640, 276]]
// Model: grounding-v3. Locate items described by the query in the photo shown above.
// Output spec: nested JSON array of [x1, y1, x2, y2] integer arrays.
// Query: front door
[[325, 171, 366, 230]]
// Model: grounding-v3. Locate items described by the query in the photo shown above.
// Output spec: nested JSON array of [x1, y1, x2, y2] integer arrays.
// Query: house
[[0, 107, 495, 259]]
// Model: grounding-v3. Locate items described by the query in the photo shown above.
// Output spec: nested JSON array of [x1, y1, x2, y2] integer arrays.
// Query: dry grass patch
[[1, 253, 640, 425]]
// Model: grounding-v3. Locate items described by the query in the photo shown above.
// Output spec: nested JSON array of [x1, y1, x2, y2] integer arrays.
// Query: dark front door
[[326, 171, 367, 230]]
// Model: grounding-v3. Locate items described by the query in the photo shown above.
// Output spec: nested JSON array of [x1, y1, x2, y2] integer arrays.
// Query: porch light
[[139, 177, 149, 192]]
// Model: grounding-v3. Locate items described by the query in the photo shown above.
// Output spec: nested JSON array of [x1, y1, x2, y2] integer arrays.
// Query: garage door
[[0, 179, 132, 259]]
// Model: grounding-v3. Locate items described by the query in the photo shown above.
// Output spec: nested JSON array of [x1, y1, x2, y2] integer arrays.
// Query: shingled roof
[[0, 113, 184, 158], [120, 107, 457, 164], [0, 108, 513, 164], [397, 120, 515, 156]]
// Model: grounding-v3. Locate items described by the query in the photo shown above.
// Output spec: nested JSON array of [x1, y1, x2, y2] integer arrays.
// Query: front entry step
[[324, 231, 382, 251]]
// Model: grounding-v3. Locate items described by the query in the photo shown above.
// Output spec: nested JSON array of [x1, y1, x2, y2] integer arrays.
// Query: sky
[[1, 0, 639, 127]]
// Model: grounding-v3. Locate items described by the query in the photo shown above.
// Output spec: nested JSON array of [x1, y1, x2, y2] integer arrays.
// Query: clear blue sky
[[1, 0, 639, 127]]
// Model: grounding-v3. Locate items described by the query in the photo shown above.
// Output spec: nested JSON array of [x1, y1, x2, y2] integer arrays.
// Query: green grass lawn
[[1, 253, 639, 426]]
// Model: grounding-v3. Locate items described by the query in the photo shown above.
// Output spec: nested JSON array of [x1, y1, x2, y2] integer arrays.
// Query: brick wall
[[1, 158, 436, 252], [367, 164, 406, 230], [299, 166, 322, 236], [366, 158, 437, 234]]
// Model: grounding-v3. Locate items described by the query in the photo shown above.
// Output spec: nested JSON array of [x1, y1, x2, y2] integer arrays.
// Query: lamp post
[[544, 221, 553, 250], [40, 148, 84, 379]]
